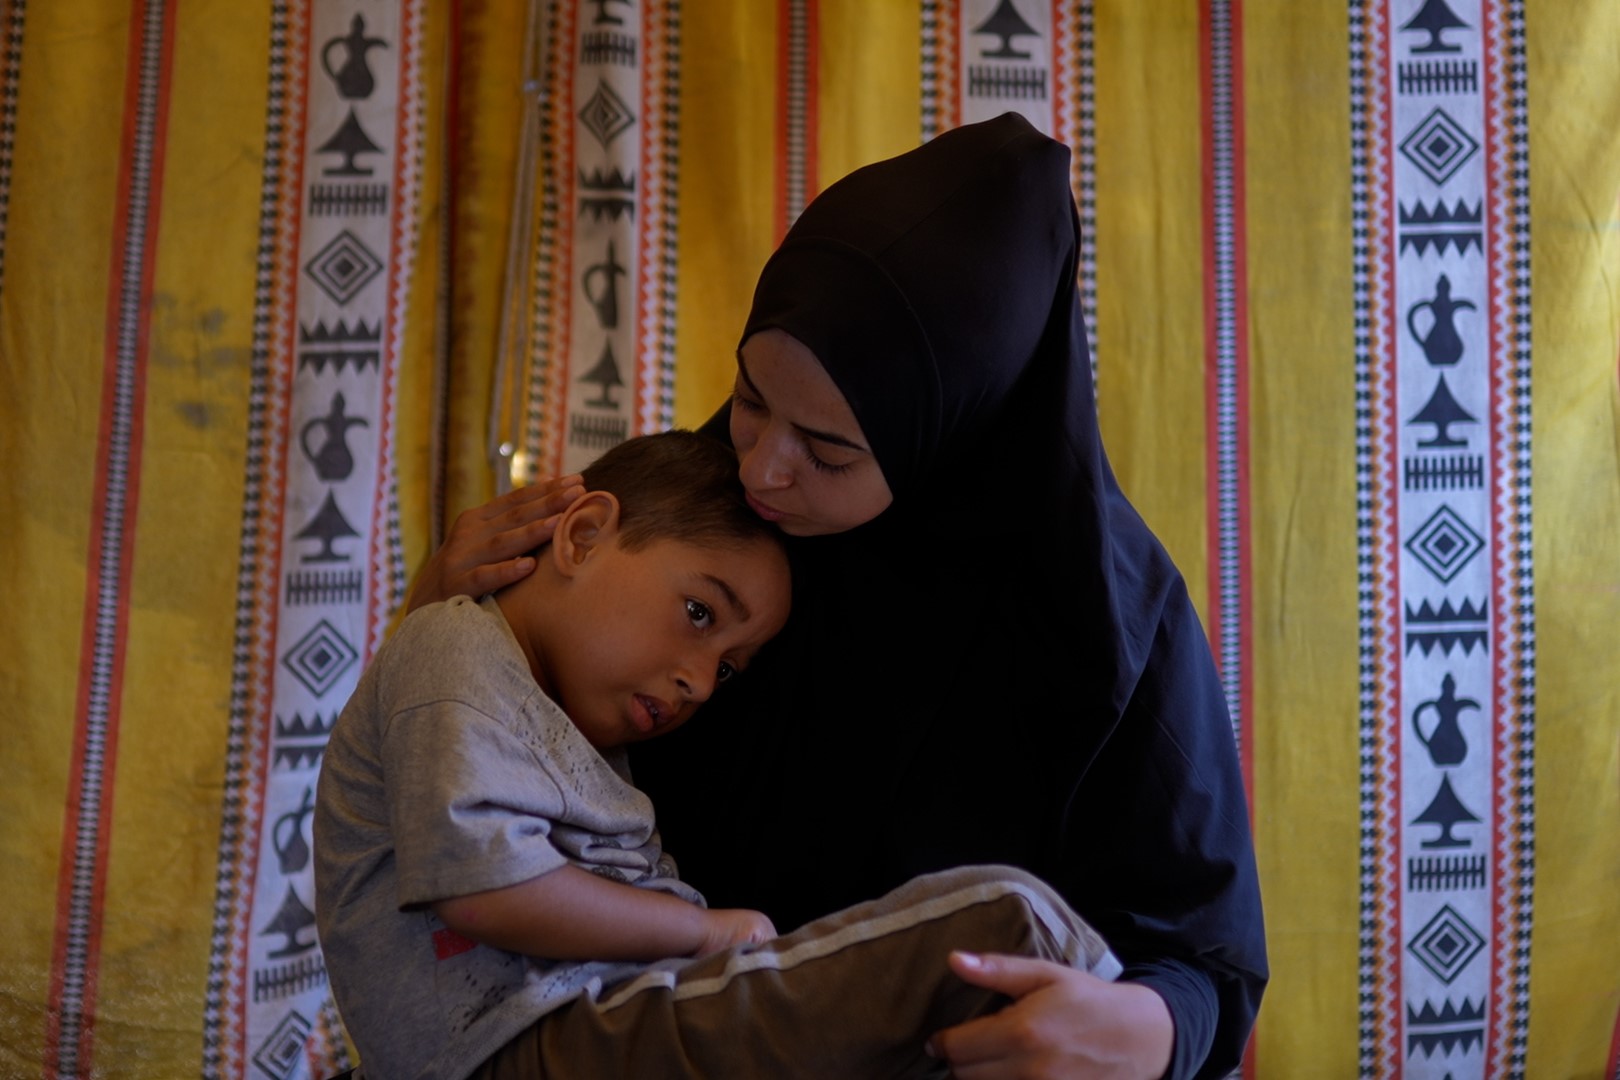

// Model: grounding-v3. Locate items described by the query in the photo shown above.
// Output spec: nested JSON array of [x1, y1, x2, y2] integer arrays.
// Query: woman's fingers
[[405, 476, 584, 611], [948, 951, 1063, 999], [472, 473, 584, 523], [929, 961, 1173, 1080]]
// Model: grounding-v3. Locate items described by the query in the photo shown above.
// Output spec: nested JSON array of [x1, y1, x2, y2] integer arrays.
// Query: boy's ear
[[550, 490, 621, 577]]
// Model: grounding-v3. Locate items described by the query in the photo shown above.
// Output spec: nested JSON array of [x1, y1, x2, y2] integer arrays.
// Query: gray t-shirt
[[314, 595, 703, 1080]]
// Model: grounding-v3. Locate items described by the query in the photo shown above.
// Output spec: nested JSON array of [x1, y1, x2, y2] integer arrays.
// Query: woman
[[413, 113, 1266, 1078]]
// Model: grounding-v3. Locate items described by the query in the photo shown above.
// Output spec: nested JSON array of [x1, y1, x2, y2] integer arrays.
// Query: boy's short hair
[[582, 430, 781, 554]]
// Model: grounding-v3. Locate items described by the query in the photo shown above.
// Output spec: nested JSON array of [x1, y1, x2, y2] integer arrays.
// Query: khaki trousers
[[468, 864, 1120, 1080]]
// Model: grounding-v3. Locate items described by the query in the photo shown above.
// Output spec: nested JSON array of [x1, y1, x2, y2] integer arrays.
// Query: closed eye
[[801, 443, 854, 475]]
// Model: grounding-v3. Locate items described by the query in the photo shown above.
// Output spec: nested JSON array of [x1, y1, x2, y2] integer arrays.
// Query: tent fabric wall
[[1, 2, 1616, 1077]]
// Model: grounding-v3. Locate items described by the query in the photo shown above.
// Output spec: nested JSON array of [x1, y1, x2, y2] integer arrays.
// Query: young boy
[[315, 431, 1120, 1080]]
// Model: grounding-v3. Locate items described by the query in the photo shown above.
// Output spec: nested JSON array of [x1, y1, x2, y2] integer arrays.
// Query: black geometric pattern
[[303, 229, 384, 305], [1399, 107, 1480, 185], [578, 79, 635, 148], [251, 1009, 312, 1080], [280, 620, 359, 699], [1408, 904, 1486, 984], [1405, 504, 1485, 583]]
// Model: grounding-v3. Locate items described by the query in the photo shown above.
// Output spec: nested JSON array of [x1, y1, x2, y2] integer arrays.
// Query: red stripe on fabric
[[803, 0, 819, 208], [1374, 10, 1406, 1068], [1607, 1000, 1620, 1080], [547, 0, 578, 477], [774, 0, 791, 242], [42, 0, 177, 1073], [1197, 0, 1220, 691], [1048, 0, 1066, 144], [1478, 5, 1513, 1072], [370, 0, 420, 659], [635, 0, 654, 431], [227, 0, 315, 1056], [1196, 2, 1256, 1073]]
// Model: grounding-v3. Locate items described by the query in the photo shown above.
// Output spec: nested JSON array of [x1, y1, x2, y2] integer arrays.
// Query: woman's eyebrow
[[735, 353, 872, 455]]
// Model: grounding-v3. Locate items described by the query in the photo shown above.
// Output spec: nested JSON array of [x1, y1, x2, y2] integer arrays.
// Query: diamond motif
[[578, 80, 636, 148], [304, 229, 385, 306], [1399, 108, 1480, 186], [1407, 904, 1485, 984], [251, 1009, 311, 1080], [282, 619, 360, 699], [1405, 504, 1484, 583]]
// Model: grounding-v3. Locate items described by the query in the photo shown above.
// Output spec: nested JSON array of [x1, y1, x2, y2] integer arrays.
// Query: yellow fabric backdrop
[[2, 1, 1616, 1076]]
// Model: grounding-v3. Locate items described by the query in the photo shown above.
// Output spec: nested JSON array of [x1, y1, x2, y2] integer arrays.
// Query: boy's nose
[[674, 664, 716, 705]]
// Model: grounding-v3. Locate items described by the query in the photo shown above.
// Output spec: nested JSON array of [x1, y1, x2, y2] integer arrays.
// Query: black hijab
[[631, 114, 1265, 1078]]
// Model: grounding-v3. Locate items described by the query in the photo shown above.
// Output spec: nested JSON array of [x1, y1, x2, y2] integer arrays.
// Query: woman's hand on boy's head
[[407, 474, 586, 612], [693, 908, 777, 958]]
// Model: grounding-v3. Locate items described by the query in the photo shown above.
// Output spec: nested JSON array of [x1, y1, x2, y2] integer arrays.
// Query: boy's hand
[[693, 908, 777, 957], [407, 475, 585, 612]]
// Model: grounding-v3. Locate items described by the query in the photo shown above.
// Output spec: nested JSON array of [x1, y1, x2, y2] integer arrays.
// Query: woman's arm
[[406, 475, 586, 612], [432, 864, 776, 962]]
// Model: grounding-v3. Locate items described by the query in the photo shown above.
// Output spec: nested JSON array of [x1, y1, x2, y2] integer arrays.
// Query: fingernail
[[955, 951, 981, 969], [923, 1039, 938, 1058]]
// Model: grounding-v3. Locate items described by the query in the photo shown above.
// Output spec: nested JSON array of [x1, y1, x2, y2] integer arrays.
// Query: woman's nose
[[738, 432, 791, 490]]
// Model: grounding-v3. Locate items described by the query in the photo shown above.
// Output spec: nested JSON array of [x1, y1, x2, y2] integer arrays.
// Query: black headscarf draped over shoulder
[[630, 114, 1266, 1079]]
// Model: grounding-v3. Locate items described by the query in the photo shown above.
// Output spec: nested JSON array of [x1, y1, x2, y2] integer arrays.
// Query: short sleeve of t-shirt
[[381, 695, 575, 909]]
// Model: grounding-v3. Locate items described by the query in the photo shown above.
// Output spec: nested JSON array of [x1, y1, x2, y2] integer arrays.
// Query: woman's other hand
[[406, 475, 585, 612], [928, 952, 1174, 1079], [693, 908, 777, 958]]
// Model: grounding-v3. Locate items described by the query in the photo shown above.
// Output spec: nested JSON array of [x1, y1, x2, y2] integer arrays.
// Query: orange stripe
[[802, 0, 819, 206], [370, 0, 421, 657], [1197, 0, 1256, 1073], [773, 0, 790, 240], [42, 0, 177, 1073], [548, 0, 577, 476], [1607, 999, 1620, 1079]]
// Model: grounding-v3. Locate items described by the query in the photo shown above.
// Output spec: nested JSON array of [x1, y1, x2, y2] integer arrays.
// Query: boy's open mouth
[[632, 694, 673, 734]]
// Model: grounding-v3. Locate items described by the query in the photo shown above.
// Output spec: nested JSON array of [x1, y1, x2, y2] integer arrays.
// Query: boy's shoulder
[[375, 595, 533, 704]]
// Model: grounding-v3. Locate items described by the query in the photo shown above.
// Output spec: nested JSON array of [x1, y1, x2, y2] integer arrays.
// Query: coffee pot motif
[[300, 392, 369, 482], [582, 240, 627, 330], [1407, 273, 1476, 367], [322, 14, 388, 100], [271, 787, 317, 875], [1412, 672, 1478, 767]]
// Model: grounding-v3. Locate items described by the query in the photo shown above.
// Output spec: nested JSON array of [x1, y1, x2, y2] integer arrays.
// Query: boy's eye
[[716, 661, 737, 683], [686, 599, 714, 629]]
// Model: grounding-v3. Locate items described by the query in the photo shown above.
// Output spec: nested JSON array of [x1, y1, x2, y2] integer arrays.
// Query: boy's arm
[[433, 864, 775, 962]]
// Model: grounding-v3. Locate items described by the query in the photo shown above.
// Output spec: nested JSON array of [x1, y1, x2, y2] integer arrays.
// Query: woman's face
[[730, 330, 894, 536]]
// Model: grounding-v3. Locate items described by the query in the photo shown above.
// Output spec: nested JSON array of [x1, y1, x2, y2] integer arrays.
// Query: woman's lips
[[746, 491, 788, 522]]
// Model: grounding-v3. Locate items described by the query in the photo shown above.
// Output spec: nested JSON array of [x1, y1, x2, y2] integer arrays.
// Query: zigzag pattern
[[1481, 3, 1537, 1075], [1349, 4, 1406, 1073], [0, 0, 24, 297]]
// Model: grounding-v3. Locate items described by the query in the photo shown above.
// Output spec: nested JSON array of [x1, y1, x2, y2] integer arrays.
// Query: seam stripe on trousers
[[596, 878, 1122, 1012], [41, 1, 177, 1074]]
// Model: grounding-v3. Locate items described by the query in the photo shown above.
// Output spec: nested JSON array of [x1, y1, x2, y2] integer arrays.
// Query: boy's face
[[546, 533, 790, 750]]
